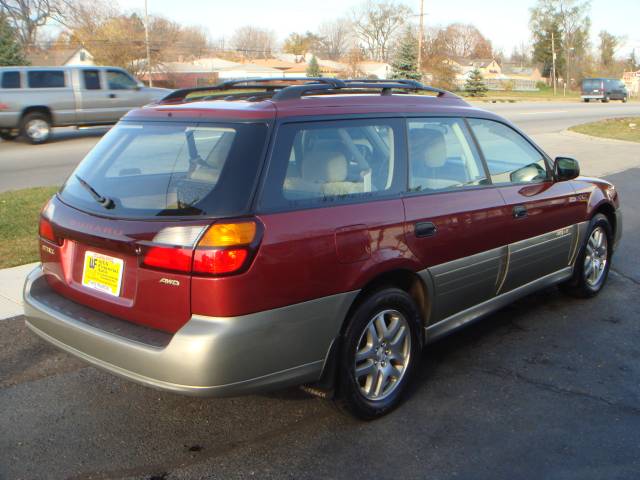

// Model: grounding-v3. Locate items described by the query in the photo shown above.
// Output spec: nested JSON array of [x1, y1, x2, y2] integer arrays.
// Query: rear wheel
[[20, 112, 52, 144], [583, 98, 590, 103], [561, 214, 612, 298], [334, 288, 422, 420], [601, 96, 610, 103]]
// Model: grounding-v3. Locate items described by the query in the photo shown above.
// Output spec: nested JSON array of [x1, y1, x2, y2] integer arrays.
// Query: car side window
[[106, 70, 137, 90], [408, 118, 487, 192], [27, 70, 66, 88], [83, 70, 101, 90], [260, 119, 403, 210], [1, 71, 21, 89], [468, 118, 549, 185]]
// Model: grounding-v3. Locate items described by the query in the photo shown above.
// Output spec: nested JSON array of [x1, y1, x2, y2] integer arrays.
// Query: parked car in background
[[581, 78, 628, 103], [0, 66, 168, 144], [23, 78, 622, 419]]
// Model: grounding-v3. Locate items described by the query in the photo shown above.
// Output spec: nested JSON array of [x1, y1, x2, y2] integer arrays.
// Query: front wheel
[[334, 288, 422, 420], [562, 213, 613, 298], [601, 96, 610, 103], [20, 112, 52, 144], [622, 97, 628, 103]]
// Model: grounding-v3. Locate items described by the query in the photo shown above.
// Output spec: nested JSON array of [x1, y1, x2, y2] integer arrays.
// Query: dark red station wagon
[[24, 78, 622, 419]]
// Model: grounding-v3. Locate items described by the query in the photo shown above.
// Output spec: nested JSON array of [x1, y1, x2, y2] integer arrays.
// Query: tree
[[530, 0, 591, 81], [0, 14, 26, 64], [352, 0, 412, 61], [317, 18, 352, 60], [0, 0, 65, 48], [283, 31, 322, 57], [230, 25, 276, 59], [437, 23, 493, 59], [390, 29, 420, 80], [599, 30, 619, 68], [306, 54, 320, 77], [626, 49, 638, 72], [464, 67, 488, 96]]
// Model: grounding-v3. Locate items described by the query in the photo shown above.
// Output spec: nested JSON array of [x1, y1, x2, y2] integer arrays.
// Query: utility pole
[[144, 0, 153, 87], [417, 0, 424, 74], [551, 30, 557, 96]]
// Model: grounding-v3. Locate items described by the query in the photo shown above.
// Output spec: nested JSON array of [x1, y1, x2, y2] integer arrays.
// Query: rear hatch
[[582, 79, 603, 95], [40, 118, 269, 333]]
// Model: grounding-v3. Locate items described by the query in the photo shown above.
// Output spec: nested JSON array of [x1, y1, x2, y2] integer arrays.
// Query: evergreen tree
[[306, 55, 320, 77], [390, 30, 421, 81], [464, 68, 488, 96], [0, 15, 27, 66]]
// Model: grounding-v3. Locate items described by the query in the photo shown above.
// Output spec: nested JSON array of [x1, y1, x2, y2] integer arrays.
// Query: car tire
[[20, 112, 52, 144], [622, 97, 628, 103], [561, 213, 613, 298], [0, 130, 18, 141], [583, 98, 590, 103], [601, 96, 610, 103], [333, 288, 422, 420]]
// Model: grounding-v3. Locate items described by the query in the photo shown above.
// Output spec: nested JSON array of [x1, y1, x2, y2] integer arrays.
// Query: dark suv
[[24, 78, 622, 419], [581, 78, 628, 103]]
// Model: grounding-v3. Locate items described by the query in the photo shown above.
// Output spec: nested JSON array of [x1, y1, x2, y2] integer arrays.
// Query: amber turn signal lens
[[198, 222, 257, 247]]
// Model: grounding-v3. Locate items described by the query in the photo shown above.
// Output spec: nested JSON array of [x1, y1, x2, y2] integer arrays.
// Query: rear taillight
[[143, 246, 192, 272], [141, 220, 261, 276], [39, 217, 61, 245]]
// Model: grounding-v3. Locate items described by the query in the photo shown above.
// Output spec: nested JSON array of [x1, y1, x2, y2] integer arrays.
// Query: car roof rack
[[158, 77, 462, 104]]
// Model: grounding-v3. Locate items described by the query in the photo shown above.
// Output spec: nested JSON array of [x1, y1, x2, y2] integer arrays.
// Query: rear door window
[[106, 70, 137, 90], [1, 71, 21, 88], [27, 70, 66, 88], [60, 121, 268, 217], [83, 70, 101, 90], [468, 118, 549, 185], [260, 118, 404, 210], [408, 118, 488, 192]]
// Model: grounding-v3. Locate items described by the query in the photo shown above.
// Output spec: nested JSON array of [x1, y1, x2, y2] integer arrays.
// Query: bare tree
[[0, 0, 65, 47], [230, 25, 276, 59], [437, 23, 493, 59], [318, 18, 352, 60], [351, 0, 412, 61]]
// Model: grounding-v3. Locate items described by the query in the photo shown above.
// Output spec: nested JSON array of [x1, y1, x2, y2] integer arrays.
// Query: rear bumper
[[23, 267, 356, 396]]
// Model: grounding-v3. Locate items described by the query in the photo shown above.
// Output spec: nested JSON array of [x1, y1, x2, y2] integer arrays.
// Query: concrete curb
[[560, 128, 640, 146], [0, 262, 38, 320]]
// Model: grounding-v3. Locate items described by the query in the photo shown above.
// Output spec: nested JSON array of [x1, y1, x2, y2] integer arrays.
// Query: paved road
[[0, 101, 639, 193], [1, 102, 640, 479]]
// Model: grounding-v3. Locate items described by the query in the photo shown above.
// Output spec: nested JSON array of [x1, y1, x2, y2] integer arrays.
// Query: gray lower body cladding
[[23, 267, 357, 396]]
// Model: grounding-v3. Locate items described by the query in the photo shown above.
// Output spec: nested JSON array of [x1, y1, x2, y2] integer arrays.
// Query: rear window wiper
[[74, 175, 115, 209]]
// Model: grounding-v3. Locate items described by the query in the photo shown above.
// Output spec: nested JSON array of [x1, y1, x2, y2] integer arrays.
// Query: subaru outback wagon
[[24, 78, 622, 419]]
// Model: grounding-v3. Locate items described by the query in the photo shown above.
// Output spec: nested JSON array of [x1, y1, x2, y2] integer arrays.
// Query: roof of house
[[26, 47, 92, 67]]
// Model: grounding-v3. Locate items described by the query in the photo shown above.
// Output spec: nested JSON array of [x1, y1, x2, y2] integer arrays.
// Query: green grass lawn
[[0, 187, 59, 269], [569, 117, 640, 143]]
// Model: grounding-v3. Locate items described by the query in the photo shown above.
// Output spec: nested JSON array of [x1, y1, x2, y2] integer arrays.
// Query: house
[[26, 47, 94, 66], [501, 63, 543, 82], [445, 57, 502, 77], [356, 61, 390, 79]]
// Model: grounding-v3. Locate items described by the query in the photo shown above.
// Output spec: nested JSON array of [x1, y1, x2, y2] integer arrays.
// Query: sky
[[117, 0, 640, 57]]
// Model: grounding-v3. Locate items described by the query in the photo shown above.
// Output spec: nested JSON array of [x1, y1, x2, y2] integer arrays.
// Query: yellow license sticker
[[81, 251, 124, 297]]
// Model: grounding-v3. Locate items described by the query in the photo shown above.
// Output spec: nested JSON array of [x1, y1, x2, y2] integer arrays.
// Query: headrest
[[302, 142, 348, 183], [409, 128, 447, 168]]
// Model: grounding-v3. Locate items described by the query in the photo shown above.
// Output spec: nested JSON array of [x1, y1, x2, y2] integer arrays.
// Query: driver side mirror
[[554, 157, 580, 181]]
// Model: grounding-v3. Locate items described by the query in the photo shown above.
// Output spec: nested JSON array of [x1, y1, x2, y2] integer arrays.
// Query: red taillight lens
[[39, 217, 58, 244], [143, 246, 192, 272], [193, 248, 248, 275]]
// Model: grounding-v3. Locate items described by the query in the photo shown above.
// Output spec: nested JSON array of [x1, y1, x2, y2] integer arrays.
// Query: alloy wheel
[[353, 309, 411, 401]]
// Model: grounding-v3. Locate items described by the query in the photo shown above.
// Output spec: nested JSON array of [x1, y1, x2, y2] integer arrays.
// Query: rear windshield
[[59, 121, 268, 218], [582, 79, 602, 90]]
